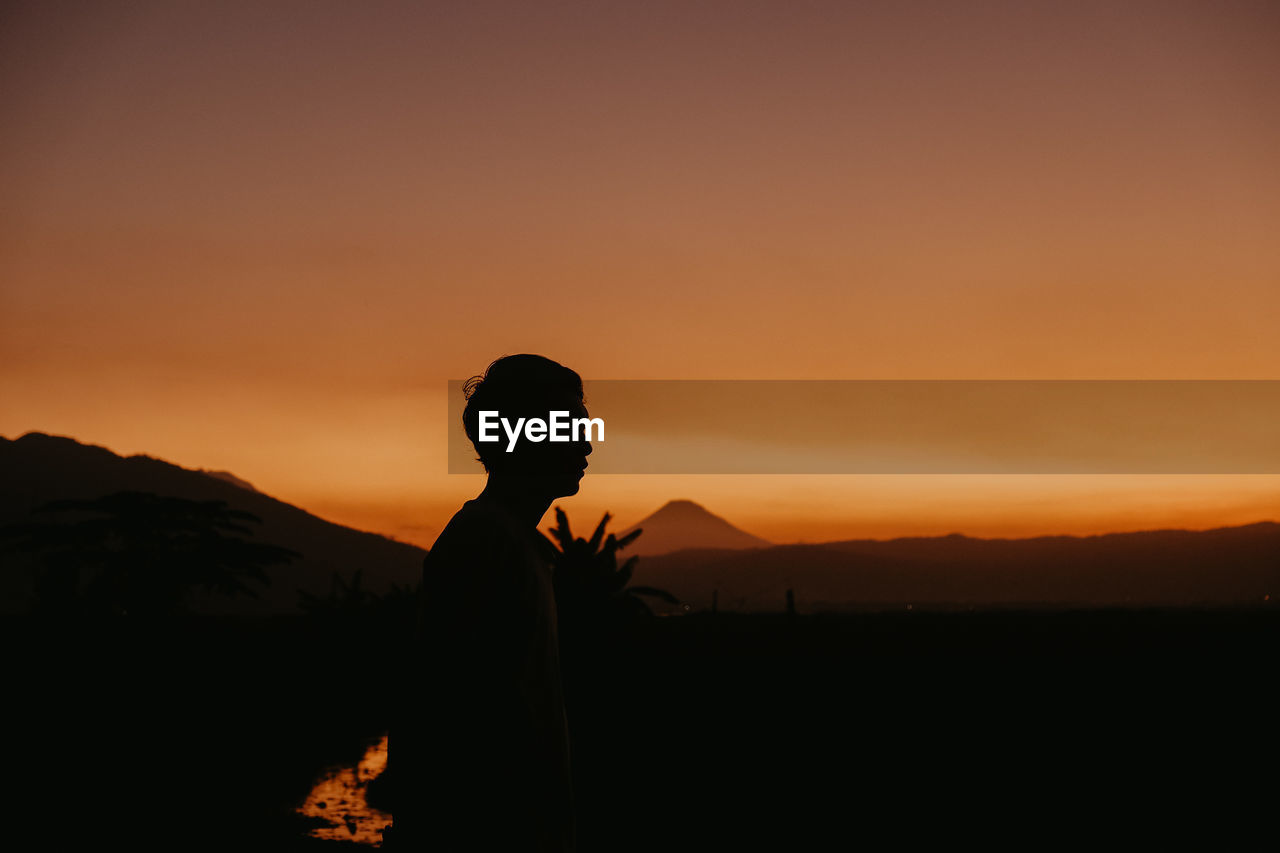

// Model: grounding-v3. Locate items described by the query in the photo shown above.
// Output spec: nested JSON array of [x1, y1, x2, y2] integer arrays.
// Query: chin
[[554, 479, 582, 498]]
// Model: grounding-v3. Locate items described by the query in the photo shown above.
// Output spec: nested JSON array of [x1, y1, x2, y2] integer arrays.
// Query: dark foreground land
[[9, 607, 1276, 850]]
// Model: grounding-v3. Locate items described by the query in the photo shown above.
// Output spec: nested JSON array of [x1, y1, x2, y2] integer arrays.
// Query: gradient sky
[[3, 1, 1278, 547]]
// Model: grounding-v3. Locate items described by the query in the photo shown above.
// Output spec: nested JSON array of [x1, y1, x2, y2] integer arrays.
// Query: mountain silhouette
[[0, 432, 425, 614], [619, 499, 770, 557], [634, 523, 1280, 612], [10, 434, 1274, 615]]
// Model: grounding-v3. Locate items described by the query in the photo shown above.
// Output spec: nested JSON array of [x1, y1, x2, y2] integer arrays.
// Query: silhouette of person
[[388, 354, 589, 852]]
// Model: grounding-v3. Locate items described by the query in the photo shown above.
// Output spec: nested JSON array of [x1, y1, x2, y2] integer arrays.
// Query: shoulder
[[430, 501, 523, 555], [423, 500, 540, 584]]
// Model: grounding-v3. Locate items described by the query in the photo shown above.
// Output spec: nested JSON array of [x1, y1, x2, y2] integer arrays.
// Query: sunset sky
[[3, 1, 1278, 548]]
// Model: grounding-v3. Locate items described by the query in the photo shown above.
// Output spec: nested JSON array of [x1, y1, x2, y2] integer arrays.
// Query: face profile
[[531, 396, 593, 498]]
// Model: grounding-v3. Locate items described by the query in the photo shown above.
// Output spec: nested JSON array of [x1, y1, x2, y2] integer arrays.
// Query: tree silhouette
[[2, 490, 299, 617], [543, 507, 677, 630]]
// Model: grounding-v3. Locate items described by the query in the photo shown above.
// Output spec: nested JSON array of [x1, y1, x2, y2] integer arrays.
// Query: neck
[[476, 475, 554, 530]]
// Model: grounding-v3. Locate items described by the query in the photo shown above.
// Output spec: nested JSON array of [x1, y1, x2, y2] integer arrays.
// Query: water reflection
[[298, 734, 390, 846]]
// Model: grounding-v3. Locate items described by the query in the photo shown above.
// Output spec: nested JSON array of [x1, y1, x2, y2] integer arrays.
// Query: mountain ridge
[[633, 519, 1280, 612], [0, 432, 425, 614], [7, 432, 1276, 615]]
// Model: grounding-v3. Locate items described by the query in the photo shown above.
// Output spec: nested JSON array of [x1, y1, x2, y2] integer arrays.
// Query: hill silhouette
[[635, 523, 1280, 611], [619, 499, 770, 556], [7, 435, 1274, 614], [0, 432, 424, 614]]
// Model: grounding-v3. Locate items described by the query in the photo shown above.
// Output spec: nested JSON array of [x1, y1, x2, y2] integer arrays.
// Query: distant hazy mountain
[[619, 499, 770, 557], [0, 432, 425, 615], [634, 524, 1280, 612]]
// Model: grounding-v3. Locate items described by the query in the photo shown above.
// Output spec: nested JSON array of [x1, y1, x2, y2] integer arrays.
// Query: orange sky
[[2, 1, 1278, 548]]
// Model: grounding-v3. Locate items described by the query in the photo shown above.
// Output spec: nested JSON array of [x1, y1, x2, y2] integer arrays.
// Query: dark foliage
[[544, 507, 678, 634], [1, 490, 300, 617]]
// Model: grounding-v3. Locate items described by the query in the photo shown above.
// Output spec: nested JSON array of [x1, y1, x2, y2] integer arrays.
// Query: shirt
[[391, 497, 575, 852]]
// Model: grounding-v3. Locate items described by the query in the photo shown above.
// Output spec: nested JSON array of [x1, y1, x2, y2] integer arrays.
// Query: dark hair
[[462, 354, 585, 472]]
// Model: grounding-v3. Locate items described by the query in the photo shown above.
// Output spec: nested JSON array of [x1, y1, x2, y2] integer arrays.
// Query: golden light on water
[[297, 734, 389, 846]]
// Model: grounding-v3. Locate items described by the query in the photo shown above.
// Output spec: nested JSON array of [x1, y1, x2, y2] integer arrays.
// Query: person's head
[[462, 354, 591, 498]]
